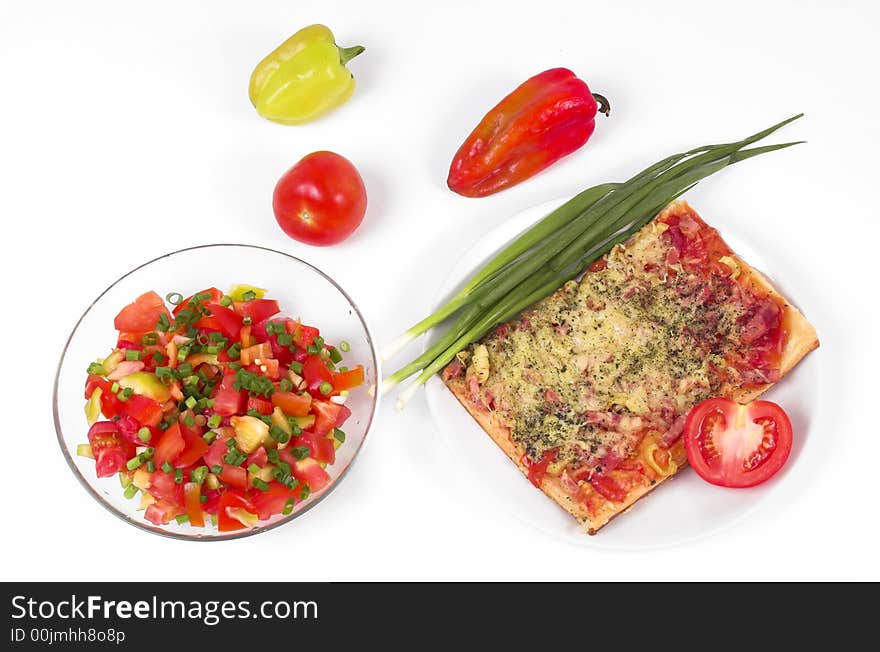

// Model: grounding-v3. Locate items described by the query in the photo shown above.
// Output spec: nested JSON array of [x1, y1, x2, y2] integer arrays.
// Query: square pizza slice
[[442, 201, 818, 533]]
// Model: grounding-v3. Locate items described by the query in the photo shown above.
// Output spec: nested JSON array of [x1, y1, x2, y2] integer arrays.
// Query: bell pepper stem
[[593, 93, 611, 117], [339, 45, 365, 65]]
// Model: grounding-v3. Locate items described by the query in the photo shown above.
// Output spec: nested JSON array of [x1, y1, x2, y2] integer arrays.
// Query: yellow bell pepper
[[249, 24, 365, 125]]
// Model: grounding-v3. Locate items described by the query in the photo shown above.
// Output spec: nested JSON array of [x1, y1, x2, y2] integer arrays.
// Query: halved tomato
[[684, 397, 793, 488], [87, 421, 132, 477]]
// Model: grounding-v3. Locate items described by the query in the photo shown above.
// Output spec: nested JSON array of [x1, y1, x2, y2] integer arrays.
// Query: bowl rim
[[53, 243, 381, 541]]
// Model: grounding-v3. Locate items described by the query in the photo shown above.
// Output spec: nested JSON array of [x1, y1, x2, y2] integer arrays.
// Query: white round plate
[[425, 198, 823, 550]]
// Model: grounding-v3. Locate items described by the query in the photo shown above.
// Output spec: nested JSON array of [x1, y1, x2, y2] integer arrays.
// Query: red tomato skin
[[114, 291, 169, 334], [302, 355, 333, 397], [233, 299, 280, 323], [217, 491, 257, 531], [212, 371, 245, 416], [684, 398, 793, 488], [311, 399, 341, 437], [250, 483, 298, 520], [204, 303, 243, 339], [273, 151, 367, 246], [154, 423, 186, 467], [145, 501, 182, 525]]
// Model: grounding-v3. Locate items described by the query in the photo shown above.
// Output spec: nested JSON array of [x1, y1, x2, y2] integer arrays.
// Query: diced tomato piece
[[203, 434, 230, 469], [204, 302, 244, 339], [249, 482, 298, 520], [148, 469, 182, 504], [232, 299, 280, 323], [172, 287, 222, 317], [296, 431, 335, 465], [289, 322, 320, 348], [115, 415, 149, 446], [311, 400, 341, 437], [145, 500, 182, 525], [246, 446, 268, 468], [201, 489, 222, 515], [114, 291, 170, 334], [271, 391, 312, 417], [87, 421, 132, 477], [212, 371, 245, 416], [220, 465, 248, 490], [247, 396, 273, 415], [334, 404, 352, 428], [217, 491, 257, 531], [291, 457, 330, 492], [302, 355, 333, 396], [120, 394, 164, 427], [175, 417, 209, 467], [154, 422, 186, 467], [332, 365, 364, 392], [184, 482, 205, 527]]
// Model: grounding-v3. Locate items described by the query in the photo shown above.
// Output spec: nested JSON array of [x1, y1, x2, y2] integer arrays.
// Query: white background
[[1, 0, 878, 581]]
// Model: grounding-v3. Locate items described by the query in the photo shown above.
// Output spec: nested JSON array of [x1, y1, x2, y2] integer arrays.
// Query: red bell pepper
[[447, 68, 609, 197]]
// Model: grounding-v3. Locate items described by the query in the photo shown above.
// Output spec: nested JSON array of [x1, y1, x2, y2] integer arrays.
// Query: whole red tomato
[[272, 151, 367, 246]]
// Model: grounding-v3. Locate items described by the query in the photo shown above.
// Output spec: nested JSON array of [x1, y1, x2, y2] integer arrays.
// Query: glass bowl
[[53, 244, 380, 540]]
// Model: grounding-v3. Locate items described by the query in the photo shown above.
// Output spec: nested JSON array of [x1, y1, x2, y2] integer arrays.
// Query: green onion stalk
[[382, 115, 804, 409]]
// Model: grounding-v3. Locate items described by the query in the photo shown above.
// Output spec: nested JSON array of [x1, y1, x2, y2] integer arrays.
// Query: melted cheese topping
[[461, 216, 764, 474]]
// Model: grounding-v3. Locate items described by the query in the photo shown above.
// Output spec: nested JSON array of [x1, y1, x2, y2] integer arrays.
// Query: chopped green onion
[[281, 498, 295, 515], [266, 449, 280, 464], [156, 312, 172, 332], [161, 461, 174, 473], [200, 494, 208, 503], [290, 361, 304, 374], [291, 446, 310, 461], [338, 366, 348, 373], [183, 412, 195, 428], [225, 437, 237, 449], [166, 292, 184, 305], [191, 465, 209, 484], [252, 477, 270, 491], [137, 427, 152, 442], [177, 363, 193, 377], [288, 418, 302, 436], [142, 447, 155, 459], [155, 366, 174, 382], [227, 343, 241, 359], [177, 346, 190, 362], [329, 347, 343, 364], [123, 484, 139, 499], [207, 415, 222, 429], [118, 387, 133, 401], [126, 456, 143, 471], [194, 291, 213, 304], [174, 468, 184, 484], [314, 336, 325, 349], [242, 316, 253, 326], [241, 290, 257, 301], [269, 425, 290, 444], [333, 428, 346, 443], [185, 396, 197, 409], [146, 461, 156, 473], [220, 295, 233, 307], [152, 350, 164, 363], [175, 514, 189, 524], [110, 382, 120, 394], [299, 485, 311, 501], [306, 345, 318, 354], [279, 378, 293, 393], [125, 349, 142, 362], [339, 340, 350, 352], [211, 464, 223, 475], [142, 332, 159, 345], [247, 463, 261, 475], [224, 449, 247, 466], [86, 361, 106, 376], [319, 381, 333, 396]]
